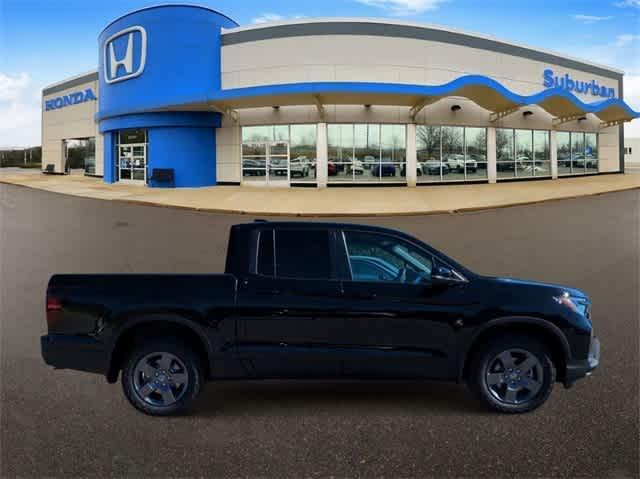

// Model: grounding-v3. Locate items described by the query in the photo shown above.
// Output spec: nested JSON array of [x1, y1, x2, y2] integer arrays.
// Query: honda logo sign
[[104, 26, 147, 84]]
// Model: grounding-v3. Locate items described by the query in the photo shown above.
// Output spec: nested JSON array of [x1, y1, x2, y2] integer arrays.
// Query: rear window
[[275, 229, 331, 279], [257, 230, 275, 276]]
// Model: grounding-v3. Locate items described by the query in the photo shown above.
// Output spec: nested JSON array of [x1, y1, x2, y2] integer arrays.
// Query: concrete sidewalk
[[1, 169, 639, 216]]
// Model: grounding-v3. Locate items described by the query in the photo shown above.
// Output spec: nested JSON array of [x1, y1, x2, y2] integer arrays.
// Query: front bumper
[[564, 336, 600, 388], [41, 334, 108, 375]]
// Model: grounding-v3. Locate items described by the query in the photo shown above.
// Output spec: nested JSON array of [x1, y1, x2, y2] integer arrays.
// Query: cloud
[[355, 0, 446, 16], [252, 13, 306, 24], [571, 14, 613, 24], [615, 0, 640, 8], [615, 34, 640, 47], [0, 72, 41, 147]]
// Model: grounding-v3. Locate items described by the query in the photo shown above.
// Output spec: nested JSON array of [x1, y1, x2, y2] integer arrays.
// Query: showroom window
[[417, 125, 487, 182], [328, 124, 406, 182], [496, 129, 551, 179], [241, 124, 317, 182], [557, 132, 598, 175]]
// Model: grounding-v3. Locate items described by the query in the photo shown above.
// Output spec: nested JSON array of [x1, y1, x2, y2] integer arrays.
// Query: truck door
[[235, 227, 343, 378], [337, 229, 469, 379]]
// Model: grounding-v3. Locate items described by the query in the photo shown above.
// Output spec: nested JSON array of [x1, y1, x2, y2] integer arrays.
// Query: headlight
[[553, 291, 591, 316]]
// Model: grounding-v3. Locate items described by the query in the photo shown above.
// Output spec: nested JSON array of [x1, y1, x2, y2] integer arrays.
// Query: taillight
[[46, 292, 62, 326]]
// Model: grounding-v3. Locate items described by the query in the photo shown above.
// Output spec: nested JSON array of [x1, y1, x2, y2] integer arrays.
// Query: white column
[[316, 122, 328, 188], [487, 126, 497, 184], [550, 130, 558, 179], [406, 123, 417, 187]]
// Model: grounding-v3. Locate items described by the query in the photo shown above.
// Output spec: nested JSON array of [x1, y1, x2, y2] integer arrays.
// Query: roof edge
[[222, 17, 624, 77]]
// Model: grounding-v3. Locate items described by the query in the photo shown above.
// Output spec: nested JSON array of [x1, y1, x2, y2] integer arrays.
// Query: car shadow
[[194, 380, 488, 416]]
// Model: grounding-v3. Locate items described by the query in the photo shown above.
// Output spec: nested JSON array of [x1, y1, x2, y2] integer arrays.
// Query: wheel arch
[[459, 316, 571, 384], [106, 315, 214, 383]]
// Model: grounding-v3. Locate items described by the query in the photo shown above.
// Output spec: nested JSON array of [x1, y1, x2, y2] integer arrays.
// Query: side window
[[275, 229, 332, 280], [344, 231, 433, 284], [257, 229, 275, 276]]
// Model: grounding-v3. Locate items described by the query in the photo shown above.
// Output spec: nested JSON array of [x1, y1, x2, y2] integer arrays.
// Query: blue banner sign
[[543, 69, 615, 98], [45, 88, 97, 111]]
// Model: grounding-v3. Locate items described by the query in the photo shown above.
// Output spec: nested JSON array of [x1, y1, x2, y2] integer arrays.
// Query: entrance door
[[241, 141, 289, 186], [118, 143, 147, 184]]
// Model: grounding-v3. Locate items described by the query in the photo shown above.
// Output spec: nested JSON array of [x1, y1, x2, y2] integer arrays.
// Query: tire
[[467, 334, 555, 414], [122, 338, 205, 416]]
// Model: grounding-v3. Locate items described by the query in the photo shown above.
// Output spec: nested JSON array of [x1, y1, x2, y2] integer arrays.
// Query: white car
[[351, 159, 364, 175], [446, 154, 477, 173], [290, 156, 310, 178], [362, 155, 377, 169]]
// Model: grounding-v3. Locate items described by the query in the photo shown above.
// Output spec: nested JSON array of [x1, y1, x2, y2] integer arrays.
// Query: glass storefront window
[[557, 131, 572, 176], [328, 124, 405, 182], [290, 124, 317, 181], [585, 133, 598, 173], [241, 124, 316, 182], [496, 128, 515, 179], [558, 131, 598, 176], [571, 132, 585, 173], [497, 129, 551, 179], [465, 127, 487, 180], [416, 126, 442, 179], [533, 130, 551, 177], [442, 126, 465, 181], [515, 129, 533, 178], [418, 125, 488, 182]]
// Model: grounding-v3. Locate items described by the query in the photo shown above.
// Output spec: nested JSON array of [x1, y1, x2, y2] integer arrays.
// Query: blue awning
[[211, 75, 639, 125]]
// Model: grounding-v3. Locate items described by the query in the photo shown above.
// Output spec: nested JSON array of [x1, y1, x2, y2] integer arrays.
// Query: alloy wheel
[[132, 352, 189, 407], [485, 348, 543, 405]]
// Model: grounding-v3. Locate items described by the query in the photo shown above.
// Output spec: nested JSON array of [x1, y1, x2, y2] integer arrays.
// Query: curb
[[1, 176, 639, 217]]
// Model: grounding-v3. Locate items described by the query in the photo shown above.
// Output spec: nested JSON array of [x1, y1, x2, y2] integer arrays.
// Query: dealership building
[[41, 4, 638, 188]]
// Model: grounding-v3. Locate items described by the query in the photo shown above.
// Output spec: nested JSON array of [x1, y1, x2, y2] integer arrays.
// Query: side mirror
[[432, 265, 464, 284]]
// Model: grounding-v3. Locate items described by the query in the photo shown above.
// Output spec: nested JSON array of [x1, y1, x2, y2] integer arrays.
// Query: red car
[[327, 162, 337, 176]]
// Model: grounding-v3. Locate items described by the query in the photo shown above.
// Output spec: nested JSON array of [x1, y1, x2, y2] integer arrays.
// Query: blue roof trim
[[213, 75, 639, 118], [96, 75, 639, 121]]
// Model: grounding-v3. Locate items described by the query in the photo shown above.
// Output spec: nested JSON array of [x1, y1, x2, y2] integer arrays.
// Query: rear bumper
[[41, 334, 108, 375], [564, 336, 600, 388]]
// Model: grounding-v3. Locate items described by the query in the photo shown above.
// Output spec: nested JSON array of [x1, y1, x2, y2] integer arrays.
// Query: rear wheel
[[468, 334, 555, 413], [122, 338, 204, 416]]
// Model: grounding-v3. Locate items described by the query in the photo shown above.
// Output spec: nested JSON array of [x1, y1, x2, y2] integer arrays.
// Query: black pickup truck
[[42, 221, 599, 416]]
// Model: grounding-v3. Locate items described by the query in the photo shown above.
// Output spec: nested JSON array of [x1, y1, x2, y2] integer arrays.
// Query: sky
[[0, 0, 639, 147]]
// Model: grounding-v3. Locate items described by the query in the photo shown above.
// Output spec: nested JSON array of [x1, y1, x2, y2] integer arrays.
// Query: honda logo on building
[[104, 26, 147, 84]]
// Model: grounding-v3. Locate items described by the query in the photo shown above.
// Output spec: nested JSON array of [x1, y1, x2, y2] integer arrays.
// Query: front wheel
[[468, 334, 555, 413], [122, 338, 204, 416]]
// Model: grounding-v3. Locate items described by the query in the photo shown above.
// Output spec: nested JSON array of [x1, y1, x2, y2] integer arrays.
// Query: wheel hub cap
[[485, 348, 543, 405], [132, 352, 188, 407]]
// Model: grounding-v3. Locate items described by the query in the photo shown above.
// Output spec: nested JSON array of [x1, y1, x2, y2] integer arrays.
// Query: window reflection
[[419, 125, 487, 182], [241, 125, 317, 181], [558, 131, 598, 175], [328, 124, 406, 182]]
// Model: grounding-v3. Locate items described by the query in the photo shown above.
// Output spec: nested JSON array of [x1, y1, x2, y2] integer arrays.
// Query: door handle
[[256, 288, 282, 295], [277, 309, 289, 316], [353, 292, 377, 300]]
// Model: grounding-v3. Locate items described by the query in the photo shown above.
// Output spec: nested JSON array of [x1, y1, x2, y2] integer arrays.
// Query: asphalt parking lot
[[1, 183, 638, 478]]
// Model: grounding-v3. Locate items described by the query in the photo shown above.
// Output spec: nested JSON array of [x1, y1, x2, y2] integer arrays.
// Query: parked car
[[496, 158, 516, 172], [42, 221, 599, 416], [400, 163, 425, 177], [327, 161, 338, 176], [469, 154, 487, 168], [446, 154, 477, 173], [290, 156, 310, 178], [350, 159, 365, 175], [242, 159, 266, 176], [363, 155, 378, 169], [371, 163, 397, 177], [423, 158, 450, 175]]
